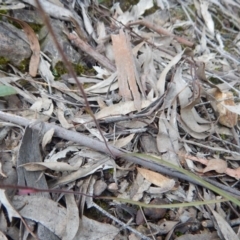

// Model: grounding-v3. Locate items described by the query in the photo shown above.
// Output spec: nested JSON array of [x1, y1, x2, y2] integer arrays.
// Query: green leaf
[[0, 85, 17, 97]]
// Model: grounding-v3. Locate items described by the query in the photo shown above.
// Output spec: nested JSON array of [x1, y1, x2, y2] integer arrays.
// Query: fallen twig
[[1, 111, 240, 198], [127, 19, 195, 48]]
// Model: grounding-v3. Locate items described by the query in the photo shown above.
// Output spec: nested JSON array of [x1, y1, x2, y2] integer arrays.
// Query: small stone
[[93, 180, 107, 196], [107, 182, 118, 192]]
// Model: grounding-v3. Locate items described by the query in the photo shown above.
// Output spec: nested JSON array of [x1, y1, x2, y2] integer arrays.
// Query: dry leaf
[[175, 66, 211, 138], [181, 107, 211, 133], [137, 167, 175, 188], [112, 133, 135, 148], [80, 2, 95, 38], [210, 208, 238, 240], [85, 126, 108, 142], [0, 162, 7, 178], [85, 72, 117, 93], [38, 56, 55, 85], [0, 189, 21, 222], [20, 162, 79, 172], [203, 159, 227, 174], [214, 90, 238, 128], [149, 220, 178, 235], [42, 128, 54, 150], [135, 0, 154, 16], [95, 100, 151, 119], [157, 111, 180, 166], [73, 216, 118, 240], [112, 29, 141, 111], [226, 167, 240, 180], [50, 158, 114, 187], [12, 195, 66, 238], [57, 109, 74, 129], [129, 172, 151, 201], [22, 0, 75, 21], [200, 0, 215, 35], [4, 15, 40, 77], [0, 231, 7, 240], [44, 146, 79, 162], [52, 81, 83, 102], [0, 2, 25, 10], [157, 50, 184, 97], [30, 97, 53, 121], [63, 194, 79, 240]]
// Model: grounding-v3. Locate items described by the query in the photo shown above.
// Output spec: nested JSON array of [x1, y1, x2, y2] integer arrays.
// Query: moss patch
[[18, 58, 30, 72], [0, 57, 12, 72], [0, 56, 30, 73], [27, 22, 43, 33], [53, 61, 95, 79], [99, 0, 139, 11]]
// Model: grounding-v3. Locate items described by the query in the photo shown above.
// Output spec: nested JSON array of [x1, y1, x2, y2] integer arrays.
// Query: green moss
[[175, 231, 183, 237], [17, 79, 31, 89], [53, 61, 95, 79], [0, 10, 9, 21], [99, 0, 139, 11], [0, 56, 30, 73], [144, 2, 159, 16], [5, 15, 42, 33], [85, 199, 109, 220], [107, 168, 114, 175], [98, 0, 112, 7], [74, 63, 95, 75], [208, 77, 222, 85], [18, 58, 30, 72], [53, 61, 67, 78], [120, 0, 139, 11], [220, 134, 227, 140], [0, 57, 10, 71], [27, 22, 43, 33], [10, 20, 22, 30], [98, 0, 159, 16], [0, 56, 10, 65], [0, 10, 8, 16]]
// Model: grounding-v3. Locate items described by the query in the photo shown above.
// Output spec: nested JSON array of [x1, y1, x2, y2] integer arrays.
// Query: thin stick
[[127, 19, 195, 47], [92, 202, 152, 240]]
